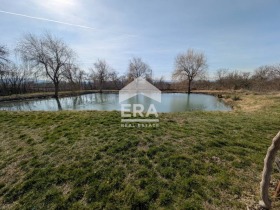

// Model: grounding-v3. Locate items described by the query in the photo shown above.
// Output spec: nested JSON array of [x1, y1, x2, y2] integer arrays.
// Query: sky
[[0, 0, 280, 79]]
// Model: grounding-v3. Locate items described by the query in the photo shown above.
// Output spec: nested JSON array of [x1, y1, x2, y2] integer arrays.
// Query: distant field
[[0, 92, 280, 209]]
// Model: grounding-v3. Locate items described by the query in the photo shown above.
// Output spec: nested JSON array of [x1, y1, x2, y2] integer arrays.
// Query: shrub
[[232, 95, 241, 101]]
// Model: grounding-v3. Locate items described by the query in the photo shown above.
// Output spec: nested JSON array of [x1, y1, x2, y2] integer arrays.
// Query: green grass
[[0, 93, 280, 209]]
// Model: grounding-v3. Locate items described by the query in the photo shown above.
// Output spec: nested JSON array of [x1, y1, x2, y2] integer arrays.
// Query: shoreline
[[0, 89, 240, 103], [1, 90, 273, 112], [0, 90, 243, 111], [0, 90, 234, 110]]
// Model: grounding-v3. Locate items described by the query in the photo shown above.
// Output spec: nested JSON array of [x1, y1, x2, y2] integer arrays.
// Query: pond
[[0, 93, 231, 112], [0, 93, 232, 112]]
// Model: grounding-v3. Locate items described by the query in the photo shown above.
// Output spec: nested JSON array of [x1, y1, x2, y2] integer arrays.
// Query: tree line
[[0, 32, 280, 97]]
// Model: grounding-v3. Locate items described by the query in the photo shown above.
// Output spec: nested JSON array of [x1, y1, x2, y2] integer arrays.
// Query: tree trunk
[[54, 82, 59, 98], [187, 80, 191, 94], [260, 131, 280, 209], [99, 80, 103, 93]]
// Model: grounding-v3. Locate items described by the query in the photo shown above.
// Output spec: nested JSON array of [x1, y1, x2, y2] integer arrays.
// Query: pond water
[[0, 93, 232, 112]]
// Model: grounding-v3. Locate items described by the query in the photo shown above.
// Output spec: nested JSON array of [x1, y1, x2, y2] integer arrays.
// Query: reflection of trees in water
[[92, 93, 118, 104], [58, 97, 77, 109], [0, 93, 231, 112], [0, 99, 63, 111], [33, 99, 62, 111], [180, 94, 232, 111], [94, 93, 105, 103], [94, 93, 110, 104], [126, 94, 154, 104], [123, 94, 156, 112], [55, 98, 62, 110], [54, 93, 119, 110], [185, 94, 206, 110], [170, 94, 206, 111], [0, 101, 33, 111], [186, 94, 190, 107]]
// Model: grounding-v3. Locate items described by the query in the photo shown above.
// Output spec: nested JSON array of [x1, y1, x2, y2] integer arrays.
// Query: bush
[[232, 95, 241, 101]]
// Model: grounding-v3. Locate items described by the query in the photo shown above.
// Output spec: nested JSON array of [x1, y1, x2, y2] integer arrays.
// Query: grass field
[[0, 92, 280, 209]]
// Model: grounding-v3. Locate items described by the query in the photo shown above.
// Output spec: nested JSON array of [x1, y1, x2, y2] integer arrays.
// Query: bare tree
[[154, 76, 170, 90], [128, 57, 152, 80], [75, 69, 87, 89], [0, 45, 33, 95], [273, 64, 280, 77], [173, 49, 207, 94], [251, 66, 275, 91], [108, 71, 121, 89], [16, 33, 75, 98], [0, 63, 32, 95], [224, 71, 251, 90], [63, 64, 86, 90], [7, 64, 31, 94], [118, 75, 128, 89], [0, 64, 10, 95], [91, 59, 112, 92], [216, 68, 229, 89], [0, 45, 9, 67]]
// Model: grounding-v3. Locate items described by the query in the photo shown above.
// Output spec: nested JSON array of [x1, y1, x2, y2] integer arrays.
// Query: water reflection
[[0, 93, 232, 112], [55, 98, 62, 111]]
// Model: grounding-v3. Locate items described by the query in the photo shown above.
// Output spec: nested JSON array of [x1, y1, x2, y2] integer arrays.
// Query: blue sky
[[1, 0, 280, 79]]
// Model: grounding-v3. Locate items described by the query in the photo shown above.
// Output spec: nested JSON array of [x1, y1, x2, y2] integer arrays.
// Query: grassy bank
[[0, 92, 280, 209]]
